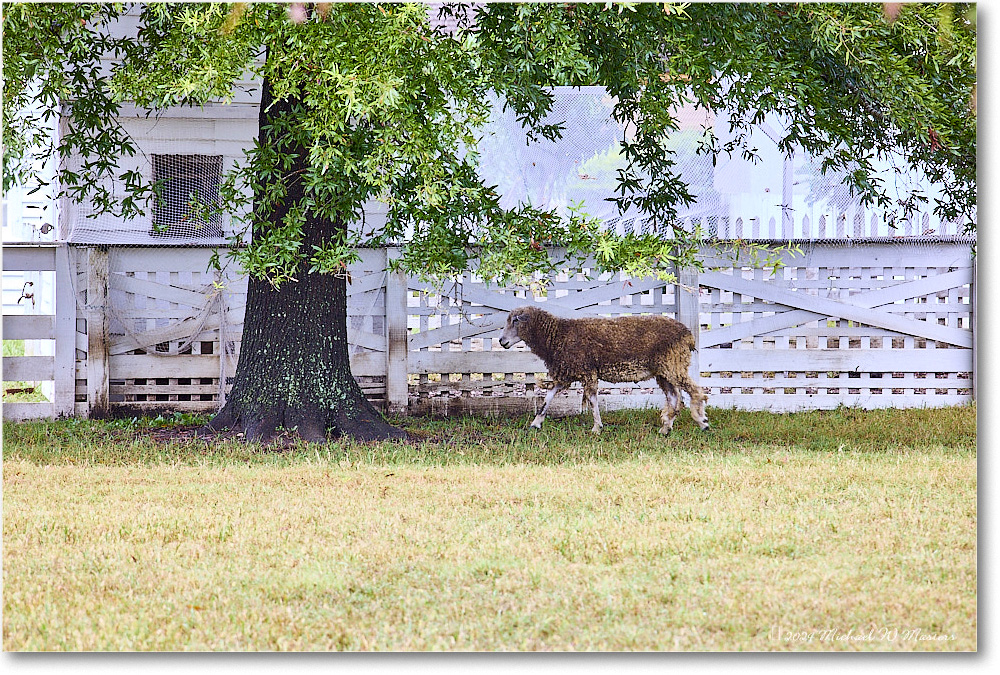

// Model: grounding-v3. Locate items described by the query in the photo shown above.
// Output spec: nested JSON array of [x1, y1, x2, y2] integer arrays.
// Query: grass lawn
[[1, 405, 977, 651]]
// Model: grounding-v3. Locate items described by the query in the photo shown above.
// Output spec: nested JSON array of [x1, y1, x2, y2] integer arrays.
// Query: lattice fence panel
[[71, 246, 392, 415], [346, 248, 391, 405], [87, 248, 248, 413], [697, 241, 974, 411], [406, 256, 681, 416]]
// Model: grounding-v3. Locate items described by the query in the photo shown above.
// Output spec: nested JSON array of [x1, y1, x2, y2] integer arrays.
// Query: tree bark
[[209, 78, 407, 443]]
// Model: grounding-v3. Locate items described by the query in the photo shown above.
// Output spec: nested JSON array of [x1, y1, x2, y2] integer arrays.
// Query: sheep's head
[[499, 307, 532, 349]]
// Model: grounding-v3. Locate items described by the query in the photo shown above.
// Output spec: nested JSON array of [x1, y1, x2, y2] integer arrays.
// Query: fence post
[[781, 149, 795, 236], [675, 262, 701, 383], [384, 247, 409, 415], [216, 267, 235, 410], [53, 244, 76, 418], [972, 254, 977, 402], [86, 246, 110, 418]]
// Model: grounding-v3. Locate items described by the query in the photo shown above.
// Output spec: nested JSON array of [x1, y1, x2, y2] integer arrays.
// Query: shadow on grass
[[2, 404, 976, 467]]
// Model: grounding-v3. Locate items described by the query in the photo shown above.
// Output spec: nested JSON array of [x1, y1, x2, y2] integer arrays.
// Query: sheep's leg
[[531, 381, 568, 429], [582, 377, 602, 434], [656, 376, 679, 436], [680, 375, 710, 430]]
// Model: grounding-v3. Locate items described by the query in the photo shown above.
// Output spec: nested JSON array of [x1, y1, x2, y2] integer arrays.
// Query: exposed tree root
[[207, 401, 409, 445]]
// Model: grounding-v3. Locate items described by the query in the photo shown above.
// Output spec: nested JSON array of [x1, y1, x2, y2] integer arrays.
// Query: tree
[[3, 2, 976, 441]]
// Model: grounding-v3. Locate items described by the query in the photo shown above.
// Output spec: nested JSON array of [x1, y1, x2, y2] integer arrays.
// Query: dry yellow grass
[[3, 429, 976, 651]]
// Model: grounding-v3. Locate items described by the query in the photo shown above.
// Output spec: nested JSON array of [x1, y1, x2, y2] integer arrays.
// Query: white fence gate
[[1, 239, 975, 421], [695, 241, 974, 411]]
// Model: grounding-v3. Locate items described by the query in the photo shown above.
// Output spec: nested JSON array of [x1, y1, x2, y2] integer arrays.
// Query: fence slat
[[53, 244, 76, 417], [408, 313, 507, 351], [3, 355, 54, 381], [705, 393, 970, 413], [110, 354, 224, 380], [675, 263, 700, 380], [385, 248, 409, 414], [3, 314, 55, 340], [410, 350, 545, 374], [2, 245, 56, 271], [701, 348, 970, 373], [2, 402, 57, 420]]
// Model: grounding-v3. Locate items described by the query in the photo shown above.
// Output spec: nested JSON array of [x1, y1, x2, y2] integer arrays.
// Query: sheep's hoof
[[590, 426, 603, 435], [658, 426, 672, 436], [700, 423, 711, 432]]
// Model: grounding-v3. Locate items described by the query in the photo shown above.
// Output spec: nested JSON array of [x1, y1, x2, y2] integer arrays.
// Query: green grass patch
[[2, 405, 977, 467], [2, 406, 977, 651], [3, 339, 48, 402], [3, 339, 25, 357]]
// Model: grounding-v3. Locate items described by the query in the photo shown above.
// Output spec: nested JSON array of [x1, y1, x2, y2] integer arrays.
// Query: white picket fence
[[1, 237, 976, 421]]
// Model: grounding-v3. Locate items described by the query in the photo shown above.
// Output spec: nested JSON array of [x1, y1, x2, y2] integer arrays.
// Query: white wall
[[63, 105, 259, 245]]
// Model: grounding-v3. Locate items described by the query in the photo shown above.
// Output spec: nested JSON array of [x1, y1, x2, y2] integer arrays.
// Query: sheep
[[498, 305, 710, 435]]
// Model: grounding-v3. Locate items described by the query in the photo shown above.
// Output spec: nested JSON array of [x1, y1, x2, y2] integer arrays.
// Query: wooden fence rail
[[2, 239, 976, 421]]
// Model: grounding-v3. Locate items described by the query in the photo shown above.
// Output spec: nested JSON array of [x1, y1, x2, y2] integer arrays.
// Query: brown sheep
[[498, 305, 709, 435]]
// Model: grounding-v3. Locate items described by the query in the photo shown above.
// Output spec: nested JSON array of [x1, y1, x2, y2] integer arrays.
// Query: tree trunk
[[209, 78, 407, 443]]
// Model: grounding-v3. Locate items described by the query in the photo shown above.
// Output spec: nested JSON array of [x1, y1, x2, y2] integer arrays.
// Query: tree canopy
[[3, 2, 977, 285]]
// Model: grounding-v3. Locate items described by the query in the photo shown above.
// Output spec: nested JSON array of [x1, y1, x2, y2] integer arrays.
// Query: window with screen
[[150, 154, 224, 238]]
